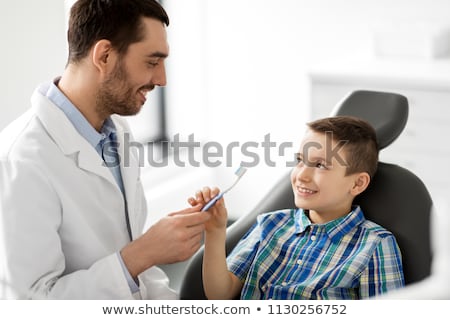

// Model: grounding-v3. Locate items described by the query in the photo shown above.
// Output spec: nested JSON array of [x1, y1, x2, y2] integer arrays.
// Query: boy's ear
[[350, 172, 370, 197]]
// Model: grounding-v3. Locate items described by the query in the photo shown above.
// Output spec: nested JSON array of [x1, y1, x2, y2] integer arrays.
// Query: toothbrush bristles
[[222, 166, 247, 194], [201, 166, 248, 212], [234, 166, 247, 178]]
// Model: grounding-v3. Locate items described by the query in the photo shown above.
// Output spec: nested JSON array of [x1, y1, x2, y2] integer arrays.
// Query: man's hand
[[120, 205, 210, 278]]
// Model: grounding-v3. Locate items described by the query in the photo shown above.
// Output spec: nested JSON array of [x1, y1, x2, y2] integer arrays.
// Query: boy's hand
[[188, 187, 228, 232]]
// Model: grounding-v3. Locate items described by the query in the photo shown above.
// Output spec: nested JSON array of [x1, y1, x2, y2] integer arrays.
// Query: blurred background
[[1, 0, 449, 227]]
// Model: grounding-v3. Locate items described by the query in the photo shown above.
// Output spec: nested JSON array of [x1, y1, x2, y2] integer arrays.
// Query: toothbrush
[[201, 166, 248, 211]]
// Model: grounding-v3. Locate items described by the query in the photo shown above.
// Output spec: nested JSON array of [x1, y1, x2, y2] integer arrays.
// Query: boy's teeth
[[299, 187, 314, 194]]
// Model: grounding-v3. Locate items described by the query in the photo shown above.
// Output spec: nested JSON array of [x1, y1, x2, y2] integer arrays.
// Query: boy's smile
[[295, 186, 318, 197]]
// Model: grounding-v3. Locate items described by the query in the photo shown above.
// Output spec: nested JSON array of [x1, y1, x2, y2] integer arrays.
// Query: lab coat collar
[[30, 88, 139, 227]]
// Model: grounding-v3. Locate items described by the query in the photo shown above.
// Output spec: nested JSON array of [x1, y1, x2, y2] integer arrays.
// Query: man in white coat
[[0, 0, 210, 299]]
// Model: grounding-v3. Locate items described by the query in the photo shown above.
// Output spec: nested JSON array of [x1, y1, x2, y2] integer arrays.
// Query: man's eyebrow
[[147, 51, 168, 58]]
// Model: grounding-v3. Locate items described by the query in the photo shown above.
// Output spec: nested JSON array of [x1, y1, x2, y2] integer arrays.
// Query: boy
[[189, 116, 405, 299]]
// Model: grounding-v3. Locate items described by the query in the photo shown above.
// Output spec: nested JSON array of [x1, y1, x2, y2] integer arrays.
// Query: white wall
[[0, 0, 67, 131], [164, 0, 450, 142]]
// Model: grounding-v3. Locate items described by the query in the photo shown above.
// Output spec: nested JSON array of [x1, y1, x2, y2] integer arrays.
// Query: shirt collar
[[294, 209, 312, 234], [294, 205, 366, 241], [42, 80, 117, 149]]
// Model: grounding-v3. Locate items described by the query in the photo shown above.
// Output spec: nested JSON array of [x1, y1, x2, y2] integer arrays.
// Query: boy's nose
[[294, 164, 312, 182]]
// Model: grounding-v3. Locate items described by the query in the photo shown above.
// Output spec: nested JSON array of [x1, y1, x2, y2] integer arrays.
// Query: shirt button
[[281, 281, 288, 286], [297, 260, 302, 265], [311, 235, 317, 241]]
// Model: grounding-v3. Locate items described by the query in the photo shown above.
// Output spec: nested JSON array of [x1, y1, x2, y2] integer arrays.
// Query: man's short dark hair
[[67, 0, 169, 63]]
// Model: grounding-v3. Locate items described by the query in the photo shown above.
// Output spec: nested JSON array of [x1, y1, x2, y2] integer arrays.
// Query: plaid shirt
[[227, 206, 404, 299]]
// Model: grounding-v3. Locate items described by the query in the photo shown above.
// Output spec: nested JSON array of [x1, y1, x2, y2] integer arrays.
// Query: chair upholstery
[[330, 90, 408, 149], [179, 90, 433, 299]]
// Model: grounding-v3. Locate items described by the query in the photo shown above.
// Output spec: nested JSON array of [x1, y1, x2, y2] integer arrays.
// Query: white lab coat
[[0, 87, 177, 299]]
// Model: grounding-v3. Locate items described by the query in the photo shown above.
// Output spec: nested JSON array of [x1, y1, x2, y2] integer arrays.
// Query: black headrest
[[330, 90, 409, 150]]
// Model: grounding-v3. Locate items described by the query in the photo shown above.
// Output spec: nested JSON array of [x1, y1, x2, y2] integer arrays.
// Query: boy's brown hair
[[307, 116, 379, 178]]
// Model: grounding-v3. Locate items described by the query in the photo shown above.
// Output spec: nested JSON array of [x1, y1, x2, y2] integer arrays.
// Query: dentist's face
[[96, 17, 168, 117]]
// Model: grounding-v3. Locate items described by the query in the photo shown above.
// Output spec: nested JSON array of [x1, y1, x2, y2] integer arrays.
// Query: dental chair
[[179, 90, 433, 299]]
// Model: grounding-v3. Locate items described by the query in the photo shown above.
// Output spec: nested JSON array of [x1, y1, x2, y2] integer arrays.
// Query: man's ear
[[91, 39, 113, 73], [350, 172, 370, 197]]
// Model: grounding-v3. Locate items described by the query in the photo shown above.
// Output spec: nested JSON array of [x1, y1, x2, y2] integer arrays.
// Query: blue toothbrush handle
[[201, 193, 224, 211]]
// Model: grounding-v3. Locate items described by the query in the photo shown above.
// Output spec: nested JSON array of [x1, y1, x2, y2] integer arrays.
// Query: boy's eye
[[295, 154, 328, 169], [316, 162, 327, 169]]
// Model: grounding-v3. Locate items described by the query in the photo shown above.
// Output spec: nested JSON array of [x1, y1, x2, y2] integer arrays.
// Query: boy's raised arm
[[188, 187, 243, 299]]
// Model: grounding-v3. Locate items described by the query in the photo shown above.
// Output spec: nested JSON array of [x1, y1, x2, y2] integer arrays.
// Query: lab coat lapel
[[32, 89, 120, 191], [114, 116, 139, 237]]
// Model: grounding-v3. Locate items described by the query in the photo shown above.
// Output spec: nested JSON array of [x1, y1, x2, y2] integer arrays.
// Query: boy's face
[[291, 130, 364, 222]]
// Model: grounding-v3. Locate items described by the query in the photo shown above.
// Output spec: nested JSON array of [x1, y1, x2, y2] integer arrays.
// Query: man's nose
[[153, 62, 167, 87]]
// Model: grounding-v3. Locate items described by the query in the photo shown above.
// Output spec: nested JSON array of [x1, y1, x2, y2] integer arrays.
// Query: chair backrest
[[330, 90, 408, 149], [179, 90, 433, 299]]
